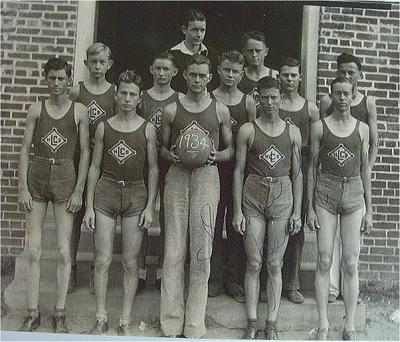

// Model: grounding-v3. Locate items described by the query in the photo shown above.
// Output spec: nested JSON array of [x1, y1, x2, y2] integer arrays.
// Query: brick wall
[[317, 5, 399, 290], [1, 0, 78, 256]]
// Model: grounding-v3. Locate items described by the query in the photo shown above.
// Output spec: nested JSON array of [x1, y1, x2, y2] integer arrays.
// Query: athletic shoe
[[19, 312, 41, 331], [285, 290, 304, 304], [242, 324, 257, 339], [117, 323, 131, 336], [52, 313, 69, 334], [89, 320, 108, 335], [343, 329, 357, 340]]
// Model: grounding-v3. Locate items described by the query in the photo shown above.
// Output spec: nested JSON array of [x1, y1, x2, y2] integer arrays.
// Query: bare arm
[[67, 103, 90, 212], [360, 122, 373, 235], [83, 122, 104, 231], [289, 125, 303, 234], [68, 84, 80, 102], [319, 94, 331, 119], [140, 122, 159, 229], [212, 102, 233, 162], [160, 102, 180, 164], [232, 123, 254, 235], [306, 121, 323, 231], [366, 96, 378, 168], [245, 95, 257, 122], [309, 102, 320, 123], [18, 102, 41, 211]]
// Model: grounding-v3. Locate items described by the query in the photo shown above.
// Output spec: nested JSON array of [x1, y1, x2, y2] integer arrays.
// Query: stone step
[[5, 255, 366, 333]]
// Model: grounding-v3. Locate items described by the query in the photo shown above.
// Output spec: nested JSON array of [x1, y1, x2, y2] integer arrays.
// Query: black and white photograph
[[0, 1, 399, 341]]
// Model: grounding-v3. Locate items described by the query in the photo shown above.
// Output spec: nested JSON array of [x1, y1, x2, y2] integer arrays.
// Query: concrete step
[[5, 255, 366, 333]]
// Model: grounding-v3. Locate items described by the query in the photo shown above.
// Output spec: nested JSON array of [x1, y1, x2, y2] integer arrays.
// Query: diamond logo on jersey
[[41, 127, 68, 153], [231, 117, 238, 126], [87, 100, 106, 124], [108, 140, 136, 164], [259, 144, 285, 169], [328, 143, 354, 166], [180, 121, 209, 135], [149, 108, 162, 130], [248, 88, 259, 106]]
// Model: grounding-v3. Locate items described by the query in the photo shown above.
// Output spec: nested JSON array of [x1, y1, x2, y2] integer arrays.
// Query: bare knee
[[122, 256, 138, 273], [267, 258, 282, 277], [247, 257, 262, 275], [342, 256, 358, 277], [95, 254, 112, 272], [317, 254, 332, 273], [27, 246, 41, 264], [57, 245, 71, 265]]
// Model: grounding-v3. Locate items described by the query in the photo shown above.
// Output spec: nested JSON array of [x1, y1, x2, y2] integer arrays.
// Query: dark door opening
[[96, 1, 303, 89]]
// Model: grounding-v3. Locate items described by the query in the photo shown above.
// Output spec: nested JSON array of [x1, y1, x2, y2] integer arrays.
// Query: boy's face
[[182, 20, 206, 48], [279, 65, 302, 93], [259, 87, 281, 116], [85, 51, 113, 80], [150, 59, 178, 86], [183, 63, 211, 95], [45, 69, 70, 96], [116, 82, 141, 113], [243, 38, 268, 67], [337, 62, 361, 86], [331, 82, 353, 112], [217, 59, 244, 88]]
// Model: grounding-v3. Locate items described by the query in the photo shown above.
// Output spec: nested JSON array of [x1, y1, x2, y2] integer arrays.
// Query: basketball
[[174, 129, 213, 170]]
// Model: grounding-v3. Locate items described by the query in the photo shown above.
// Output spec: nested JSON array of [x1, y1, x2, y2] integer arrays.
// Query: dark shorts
[[27, 157, 76, 203], [94, 176, 147, 219], [242, 174, 293, 220], [314, 172, 364, 215]]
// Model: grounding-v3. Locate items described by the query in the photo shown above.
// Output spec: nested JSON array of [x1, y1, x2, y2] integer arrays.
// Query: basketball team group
[[17, 8, 377, 341]]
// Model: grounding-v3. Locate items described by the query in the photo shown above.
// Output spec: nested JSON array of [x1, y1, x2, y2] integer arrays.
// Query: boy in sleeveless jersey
[[137, 51, 182, 291], [233, 77, 302, 340], [83, 70, 158, 335], [160, 54, 233, 338], [278, 57, 320, 304], [68, 43, 116, 294], [307, 77, 372, 340], [320, 53, 377, 304], [238, 31, 278, 107], [18, 58, 90, 333], [169, 8, 218, 93], [208, 50, 256, 302]]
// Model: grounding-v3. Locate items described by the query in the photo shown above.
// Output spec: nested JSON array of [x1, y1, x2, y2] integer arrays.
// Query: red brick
[[370, 264, 392, 271], [31, 4, 55, 11], [380, 272, 399, 281], [356, 17, 378, 25], [44, 12, 68, 20], [370, 247, 394, 255]]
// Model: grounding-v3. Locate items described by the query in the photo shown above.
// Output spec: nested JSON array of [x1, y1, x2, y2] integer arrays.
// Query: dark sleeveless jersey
[[319, 119, 361, 178], [279, 100, 311, 148], [34, 101, 78, 159], [211, 91, 247, 142], [139, 90, 179, 141], [327, 95, 368, 124], [171, 99, 220, 150], [102, 120, 147, 182], [76, 82, 115, 141], [246, 121, 291, 178]]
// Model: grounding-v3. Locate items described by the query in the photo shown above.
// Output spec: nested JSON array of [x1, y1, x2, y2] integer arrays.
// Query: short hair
[[117, 70, 143, 91], [182, 8, 206, 27], [241, 30, 267, 49], [337, 53, 362, 71], [330, 77, 354, 93], [44, 57, 72, 77], [279, 57, 301, 73], [258, 76, 281, 92], [86, 42, 112, 60], [219, 50, 245, 66], [151, 51, 176, 67], [185, 54, 212, 73]]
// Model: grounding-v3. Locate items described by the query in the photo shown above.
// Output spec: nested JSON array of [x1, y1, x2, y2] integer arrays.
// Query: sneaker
[[265, 322, 278, 340], [67, 265, 77, 294], [137, 278, 146, 293], [328, 294, 337, 303], [89, 320, 108, 335], [89, 265, 95, 295], [285, 290, 304, 304], [343, 329, 357, 340], [242, 324, 258, 339], [52, 314, 69, 334], [19, 311, 41, 331], [117, 323, 131, 336], [316, 328, 329, 340]]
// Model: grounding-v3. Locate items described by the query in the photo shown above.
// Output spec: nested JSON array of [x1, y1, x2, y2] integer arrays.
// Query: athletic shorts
[[314, 172, 364, 215], [242, 173, 293, 220], [27, 157, 76, 203], [94, 176, 147, 219]]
